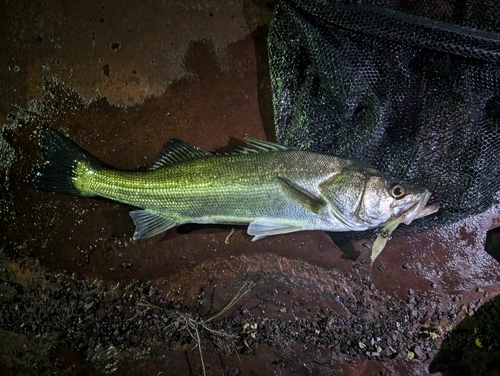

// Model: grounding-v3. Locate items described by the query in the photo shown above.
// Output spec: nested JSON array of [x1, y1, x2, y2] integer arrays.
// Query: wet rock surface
[[1, 1, 500, 375], [1, 248, 499, 375]]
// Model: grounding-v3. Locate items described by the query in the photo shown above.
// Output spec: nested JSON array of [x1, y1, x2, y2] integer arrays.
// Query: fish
[[32, 127, 439, 258]]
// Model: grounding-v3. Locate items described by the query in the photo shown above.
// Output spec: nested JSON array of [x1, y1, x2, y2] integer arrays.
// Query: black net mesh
[[269, 0, 500, 225]]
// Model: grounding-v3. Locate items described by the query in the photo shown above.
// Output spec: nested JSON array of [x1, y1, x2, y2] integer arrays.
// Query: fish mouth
[[400, 191, 439, 225]]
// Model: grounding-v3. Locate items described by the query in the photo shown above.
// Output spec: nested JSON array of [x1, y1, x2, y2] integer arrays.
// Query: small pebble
[[413, 345, 425, 359]]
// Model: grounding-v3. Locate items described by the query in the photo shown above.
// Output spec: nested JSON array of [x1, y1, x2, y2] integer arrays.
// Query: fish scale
[[76, 151, 334, 219]]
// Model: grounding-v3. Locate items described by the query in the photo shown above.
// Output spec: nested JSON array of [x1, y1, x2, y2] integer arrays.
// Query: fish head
[[361, 174, 434, 226], [321, 165, 438, 229]]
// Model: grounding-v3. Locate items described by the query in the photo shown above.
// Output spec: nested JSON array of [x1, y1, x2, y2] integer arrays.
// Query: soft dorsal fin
[[148, 139, 212, 170], [235, 137, 292, 154]]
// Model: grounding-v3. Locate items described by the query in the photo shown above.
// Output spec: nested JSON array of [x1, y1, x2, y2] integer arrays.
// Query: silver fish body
[[32, 128, 437, 243]]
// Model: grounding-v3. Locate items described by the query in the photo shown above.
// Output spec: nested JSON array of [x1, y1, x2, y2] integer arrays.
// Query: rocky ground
[[1, 1, 500, 375]]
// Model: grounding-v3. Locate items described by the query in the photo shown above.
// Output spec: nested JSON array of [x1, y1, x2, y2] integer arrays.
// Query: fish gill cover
[[269, 0, 500, 226]]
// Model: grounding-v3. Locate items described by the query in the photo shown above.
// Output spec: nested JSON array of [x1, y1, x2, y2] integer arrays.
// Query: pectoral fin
[[248, 219, 303, 241], [277, 177, 326, 214], [129, 210, 176, 240]]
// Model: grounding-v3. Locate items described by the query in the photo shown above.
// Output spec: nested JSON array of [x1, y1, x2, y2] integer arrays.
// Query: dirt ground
[[1, 1, 499, 375]]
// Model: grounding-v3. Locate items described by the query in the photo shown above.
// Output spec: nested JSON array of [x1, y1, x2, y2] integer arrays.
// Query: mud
[[1, 1, 500, 375]]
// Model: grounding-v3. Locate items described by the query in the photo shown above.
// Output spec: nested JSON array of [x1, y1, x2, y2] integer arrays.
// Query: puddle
[[485, 227, 500, 263]]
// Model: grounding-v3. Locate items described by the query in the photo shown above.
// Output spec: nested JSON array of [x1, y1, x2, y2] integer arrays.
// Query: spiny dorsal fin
[[277, 177, 326, 214], [235, 137, 292, 154], [148, 139, 212, 170]]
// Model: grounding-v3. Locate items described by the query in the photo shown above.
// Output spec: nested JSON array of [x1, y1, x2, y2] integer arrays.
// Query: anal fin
[[129, 210, 176, 240], [248, 219, 302, 241]]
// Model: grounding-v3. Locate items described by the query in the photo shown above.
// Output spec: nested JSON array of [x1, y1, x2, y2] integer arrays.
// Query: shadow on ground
[[430, 294, 500, 375]]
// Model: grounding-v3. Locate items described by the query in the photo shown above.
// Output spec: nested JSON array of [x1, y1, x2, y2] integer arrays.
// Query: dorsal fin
[[235, 137, 292, 154], [148, 139, 212, 170]]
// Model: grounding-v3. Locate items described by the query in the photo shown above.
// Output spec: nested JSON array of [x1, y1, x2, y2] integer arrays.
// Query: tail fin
[[32, 127, 102, 196]]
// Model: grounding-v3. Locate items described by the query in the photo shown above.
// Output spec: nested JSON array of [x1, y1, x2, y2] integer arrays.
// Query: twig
[[224, 228, 236, 244], [194, 325, 206, 376], [168, 281, 253, 375], [136, 300, 163, 310], [205, 280, 252, 322]]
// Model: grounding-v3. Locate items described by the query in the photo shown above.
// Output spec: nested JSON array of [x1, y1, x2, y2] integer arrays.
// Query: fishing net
[[268, 0, 500, 225]]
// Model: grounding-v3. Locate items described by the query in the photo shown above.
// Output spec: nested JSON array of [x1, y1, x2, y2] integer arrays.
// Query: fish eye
[[390, 183, 406, 199]]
